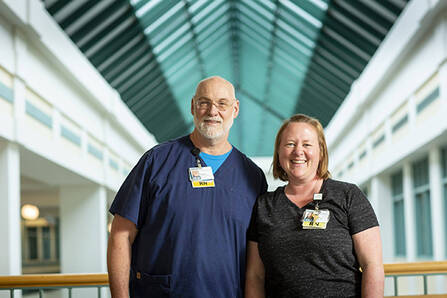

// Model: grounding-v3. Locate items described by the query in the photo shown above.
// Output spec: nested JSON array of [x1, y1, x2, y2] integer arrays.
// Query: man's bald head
[[194, 76, 236, 100]]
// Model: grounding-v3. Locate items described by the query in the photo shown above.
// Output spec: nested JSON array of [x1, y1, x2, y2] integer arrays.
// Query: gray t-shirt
[[247, 178, 379, 298]]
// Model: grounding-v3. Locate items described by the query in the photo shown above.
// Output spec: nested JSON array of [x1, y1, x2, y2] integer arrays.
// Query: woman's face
[[278, 122, 320, 184]]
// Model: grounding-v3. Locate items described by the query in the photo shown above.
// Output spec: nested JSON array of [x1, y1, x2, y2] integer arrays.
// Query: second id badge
[[189, 166, 215, 188], [302, 209, 330, 229]]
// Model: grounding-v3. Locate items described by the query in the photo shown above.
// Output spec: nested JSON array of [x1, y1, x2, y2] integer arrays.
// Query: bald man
[[107, 77, 267, 298]]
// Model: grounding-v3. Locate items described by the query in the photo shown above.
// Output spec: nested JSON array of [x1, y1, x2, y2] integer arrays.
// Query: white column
[[403, 162, 417, 261], [428, 146, 447, 294], [0, 141, 22, 274], [429, 146, 445, 259], [370, 175, 393, 262], [59, 185, 108, 273], [59, 185, 108, 298]]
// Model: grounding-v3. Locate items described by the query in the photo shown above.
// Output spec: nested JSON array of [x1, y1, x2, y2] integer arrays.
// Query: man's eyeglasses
[[194, 98, 234, 111]]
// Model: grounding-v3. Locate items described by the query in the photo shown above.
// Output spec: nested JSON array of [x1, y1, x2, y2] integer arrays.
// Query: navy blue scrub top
[[110, 136, 267, 298]]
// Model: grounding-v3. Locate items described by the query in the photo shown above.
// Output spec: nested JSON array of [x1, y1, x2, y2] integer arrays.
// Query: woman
[[245, 114, 384, 298]]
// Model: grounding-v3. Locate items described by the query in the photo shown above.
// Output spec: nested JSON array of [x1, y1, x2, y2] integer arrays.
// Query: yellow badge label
[[191, 180, 215, 188]]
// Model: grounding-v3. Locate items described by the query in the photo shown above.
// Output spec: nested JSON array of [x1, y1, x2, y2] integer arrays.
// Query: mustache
[[203, 117, 222, 122]]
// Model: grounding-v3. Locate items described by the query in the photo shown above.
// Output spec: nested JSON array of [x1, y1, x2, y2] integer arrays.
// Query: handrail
[[384, 261, 447, 275], [0, 273, 108, 288], [0, 261, 445, 289]]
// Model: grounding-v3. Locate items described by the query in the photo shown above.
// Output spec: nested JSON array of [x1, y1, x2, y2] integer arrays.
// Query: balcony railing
[[0, 273, 108, 298], [0, 261, 446, 297]]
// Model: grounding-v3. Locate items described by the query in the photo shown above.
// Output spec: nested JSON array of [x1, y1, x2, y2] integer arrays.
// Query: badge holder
[[301, 193, 329, 229], [189, 148, 215, 188]]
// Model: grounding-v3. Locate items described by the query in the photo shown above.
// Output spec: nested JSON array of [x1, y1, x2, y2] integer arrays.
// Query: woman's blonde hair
[[272, 114, 331, 181]]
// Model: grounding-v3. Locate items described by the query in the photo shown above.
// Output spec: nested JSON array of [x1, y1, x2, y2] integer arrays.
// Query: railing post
[[39, 288, 44, 298], [423, 275, 428, 294], [9, 289, 14, 298], [393, 276, 398, 296], [97, 286, 101, 298], [68, 287, 72, 298]]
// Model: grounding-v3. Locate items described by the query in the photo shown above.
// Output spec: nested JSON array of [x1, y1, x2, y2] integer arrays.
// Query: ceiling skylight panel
[[198, 22, 231, 51], [153, 22, 190, 54], [241, 0, 275, 21], [189, 0, 208, 14], [164, 51, 196, 78], [144, 1, 185, 35], [157, 32, 193, 62], [194, 3, 229, 34], [149, 14, 187, 45], [272, 53, 303, 77], [276, 19, 315, 48], [76, 5, 129, 48], [280, 9, 318, 40], [238, 13, 271, 41], [274, 46, 307, 73], [84, 16, 135, 58], [336, 1, 387, 35], [239, 32, 270, 56], [309, 0, 328, 11], [65, 1, 112, 35], [135, 0, 163, 18], [238, 4, 273, 32], [279, 0, 322, 28], [323, 27, 370, 61], [238, 28, 270, 53], [192, 0, 225, 24], [360, 0, 397, 22], [329, 9, 380, 46], [201, 36, 230, 57], [275, 29, 312, 57]]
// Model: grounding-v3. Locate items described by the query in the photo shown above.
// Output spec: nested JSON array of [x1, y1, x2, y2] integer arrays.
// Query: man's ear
[[233, 99, 240, 118]]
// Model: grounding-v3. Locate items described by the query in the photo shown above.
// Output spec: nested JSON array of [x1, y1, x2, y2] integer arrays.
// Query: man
[[107, 76, 267, 297]]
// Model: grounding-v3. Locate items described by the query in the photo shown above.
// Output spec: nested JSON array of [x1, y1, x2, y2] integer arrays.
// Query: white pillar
[[403, 162, 417, 261], [59, 185, 108, 274], [428, 146, 445, 259], [0, 141, 21, 274], [370, 175, 393, 262], [428, 146, 446, 294], [59, 185, 108, 298]]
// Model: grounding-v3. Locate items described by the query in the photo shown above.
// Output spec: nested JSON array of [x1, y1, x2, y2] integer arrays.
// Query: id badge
[[189, 166, 215, 188], [302, 209, 330, 229]]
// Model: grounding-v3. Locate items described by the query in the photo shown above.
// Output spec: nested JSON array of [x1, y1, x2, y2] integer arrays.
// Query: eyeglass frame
[[193, 96, 236, 112]]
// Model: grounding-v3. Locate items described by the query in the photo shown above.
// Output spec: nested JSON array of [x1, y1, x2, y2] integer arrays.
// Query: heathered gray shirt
[[247, 178, 379, 298]]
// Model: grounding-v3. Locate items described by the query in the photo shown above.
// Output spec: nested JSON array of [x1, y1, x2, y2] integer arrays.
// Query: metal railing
[[0, 261, 446, 297], [0, 273, 108, 298], [384, 261, 447, 297]]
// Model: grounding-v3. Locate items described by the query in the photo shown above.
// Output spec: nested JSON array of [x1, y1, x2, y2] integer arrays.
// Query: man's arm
[[352, 226, 384, 298], [107, 214, 138, 298], [245, 241, 266, 298]]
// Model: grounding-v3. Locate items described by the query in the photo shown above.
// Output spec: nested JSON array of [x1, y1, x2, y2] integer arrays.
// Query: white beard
[[194, 112, 234, 140]]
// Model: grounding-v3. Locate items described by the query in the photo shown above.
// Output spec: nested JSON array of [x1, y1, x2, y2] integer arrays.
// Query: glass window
[[412, 157, 433, 258], [391, 170, 406, 256], [42, 226, 51, 260], [27, 227, 38, 260]]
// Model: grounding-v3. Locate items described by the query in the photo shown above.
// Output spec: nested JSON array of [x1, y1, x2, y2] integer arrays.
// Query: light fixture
[[21, 204, 39, 220]]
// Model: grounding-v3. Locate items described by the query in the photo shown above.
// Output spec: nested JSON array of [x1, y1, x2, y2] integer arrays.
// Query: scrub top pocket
[[130, 272, 172, 298]]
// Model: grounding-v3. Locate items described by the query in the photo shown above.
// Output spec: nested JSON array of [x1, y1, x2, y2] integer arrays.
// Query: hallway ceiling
[[44, 0, 408, 156]]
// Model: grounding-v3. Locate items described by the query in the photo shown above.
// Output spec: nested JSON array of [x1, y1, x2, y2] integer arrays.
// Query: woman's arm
[[352, 226, 384, 298], [245, 241, 266, 298]]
